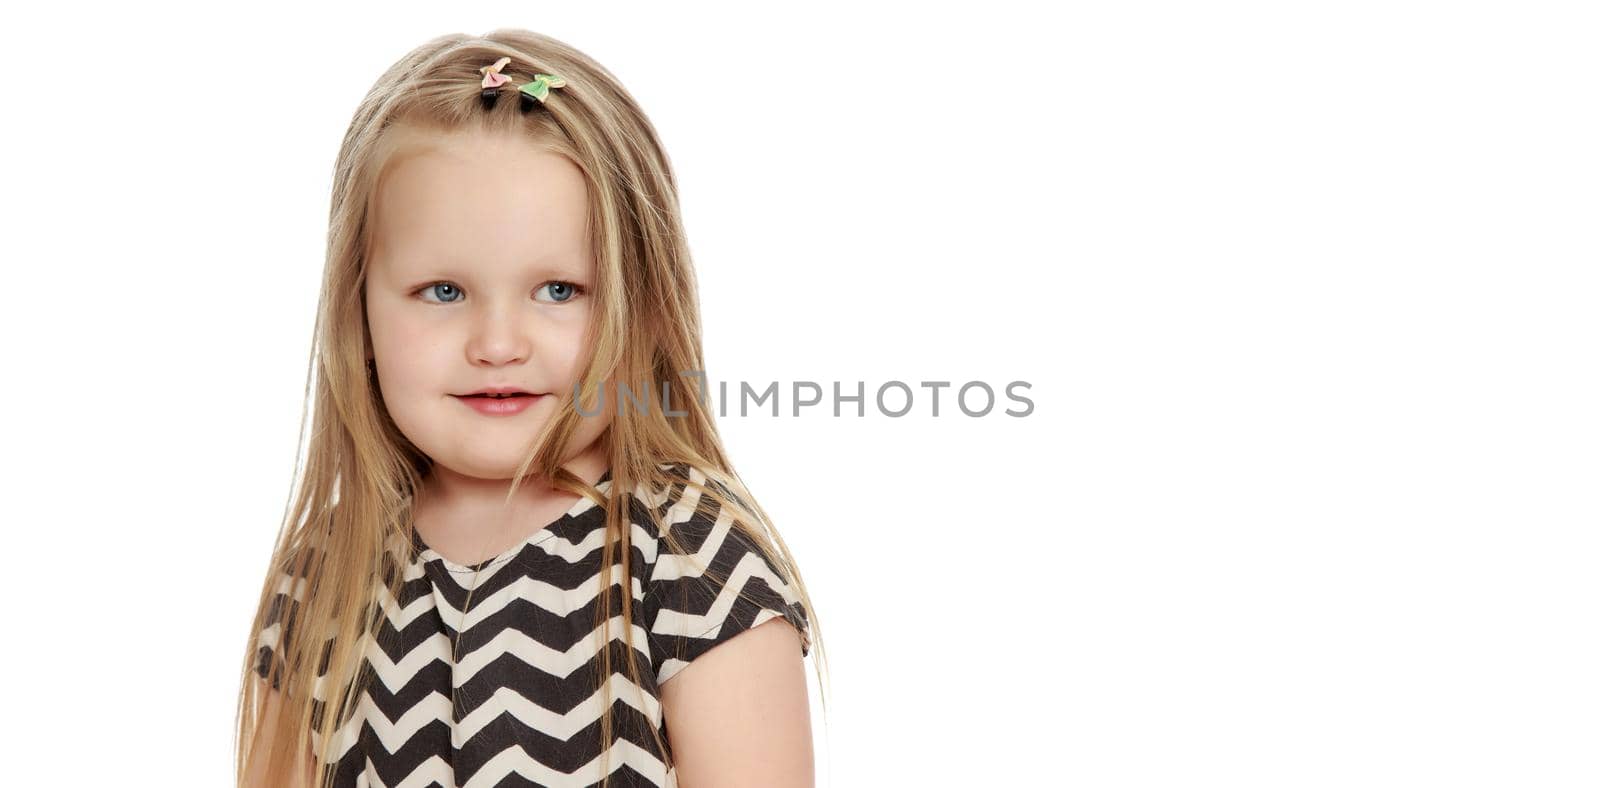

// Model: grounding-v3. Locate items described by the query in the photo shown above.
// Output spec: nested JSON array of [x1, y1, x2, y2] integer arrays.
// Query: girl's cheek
[[556, 328, 591, 376]]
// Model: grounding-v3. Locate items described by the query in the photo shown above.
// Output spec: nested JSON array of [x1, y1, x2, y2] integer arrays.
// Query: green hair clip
[[518, 73, 567, 111]]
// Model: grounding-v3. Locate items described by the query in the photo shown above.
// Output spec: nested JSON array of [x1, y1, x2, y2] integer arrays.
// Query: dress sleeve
[[253, 551, 316, 692], [642, 482, 812, 687]]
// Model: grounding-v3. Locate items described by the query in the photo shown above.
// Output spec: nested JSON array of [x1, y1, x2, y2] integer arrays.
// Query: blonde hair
[[234, 29, 828, 788]]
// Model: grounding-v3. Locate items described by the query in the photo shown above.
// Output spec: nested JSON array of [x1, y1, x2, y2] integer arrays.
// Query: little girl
[[236, 29, 824, 788]]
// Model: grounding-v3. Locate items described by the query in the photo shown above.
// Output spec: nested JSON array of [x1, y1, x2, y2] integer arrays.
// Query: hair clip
[[518, 73, 567, 113], [478, 57, 512, 110]]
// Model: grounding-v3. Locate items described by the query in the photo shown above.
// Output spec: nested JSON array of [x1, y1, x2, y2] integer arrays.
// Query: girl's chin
[[429, 458, 547, 482]]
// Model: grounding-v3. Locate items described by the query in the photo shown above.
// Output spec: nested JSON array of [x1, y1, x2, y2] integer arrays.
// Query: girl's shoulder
[[630, 460, 745, 524], [631, 462, 812, 683]]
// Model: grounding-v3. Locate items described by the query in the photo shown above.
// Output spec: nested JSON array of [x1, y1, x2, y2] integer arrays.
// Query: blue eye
[[417, 283, 463, 303], [413, 281, 585, 304], [536, 282, 585, 303]]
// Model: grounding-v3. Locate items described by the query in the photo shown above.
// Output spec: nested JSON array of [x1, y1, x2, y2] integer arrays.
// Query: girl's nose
[[466, 310, 532, 366]]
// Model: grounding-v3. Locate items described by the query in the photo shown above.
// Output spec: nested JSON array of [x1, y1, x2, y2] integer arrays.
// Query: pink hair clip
[[479, 57, 512, 108], [480, 56, 511, 88]]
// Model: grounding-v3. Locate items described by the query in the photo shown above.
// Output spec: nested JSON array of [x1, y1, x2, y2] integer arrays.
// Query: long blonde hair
[[234, 29, 828, 788]]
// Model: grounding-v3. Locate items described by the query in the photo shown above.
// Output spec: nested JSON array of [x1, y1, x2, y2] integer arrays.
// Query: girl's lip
[[454, 393, 544, 416], [462, 387, 534, 396]]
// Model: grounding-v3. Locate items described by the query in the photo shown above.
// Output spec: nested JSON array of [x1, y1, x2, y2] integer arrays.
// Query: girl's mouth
[[455, 393, 543, 415]]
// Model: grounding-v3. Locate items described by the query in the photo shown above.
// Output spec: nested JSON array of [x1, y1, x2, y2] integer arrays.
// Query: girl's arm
[[242, 678, 318, 788], [657, 618, 814, 788]]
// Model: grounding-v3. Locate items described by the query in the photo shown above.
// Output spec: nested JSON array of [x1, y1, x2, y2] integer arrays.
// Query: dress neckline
[[408, 469, 613, 574]]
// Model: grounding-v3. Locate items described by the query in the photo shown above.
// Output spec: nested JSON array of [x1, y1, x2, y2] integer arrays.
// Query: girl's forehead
[[369, 128, 591, 270]]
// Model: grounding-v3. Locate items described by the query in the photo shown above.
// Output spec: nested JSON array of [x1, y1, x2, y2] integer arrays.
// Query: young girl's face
[[363, 126, 606, 480]]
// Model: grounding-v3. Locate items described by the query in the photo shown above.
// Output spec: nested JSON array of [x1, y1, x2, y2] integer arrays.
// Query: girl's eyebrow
[[392, 258, 592, 282]]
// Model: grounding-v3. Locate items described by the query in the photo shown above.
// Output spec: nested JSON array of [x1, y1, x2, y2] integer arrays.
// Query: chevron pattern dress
[[254, 463, 812, 787]]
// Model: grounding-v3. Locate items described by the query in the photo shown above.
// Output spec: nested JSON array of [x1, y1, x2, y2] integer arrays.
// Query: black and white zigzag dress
[[254, 463, 812, 787]]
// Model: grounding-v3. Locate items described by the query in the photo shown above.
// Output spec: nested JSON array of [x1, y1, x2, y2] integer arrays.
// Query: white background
[[2, 2, 1595, 785]]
